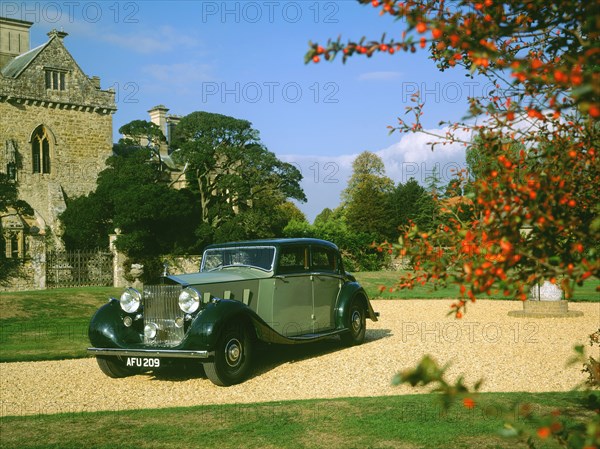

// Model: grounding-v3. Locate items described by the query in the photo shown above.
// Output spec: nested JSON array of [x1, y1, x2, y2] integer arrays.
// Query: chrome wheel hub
[[225, 338, 242, 367], [351, 310, 362, 333]]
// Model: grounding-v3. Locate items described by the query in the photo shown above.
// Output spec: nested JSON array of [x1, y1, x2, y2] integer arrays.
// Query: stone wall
[[161, 255, 203, 275], [0, 233, 46, 291], [0, 101, 113, 230]]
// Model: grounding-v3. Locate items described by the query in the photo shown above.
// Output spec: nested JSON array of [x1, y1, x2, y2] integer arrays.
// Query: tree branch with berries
[[306, 4, 599, 446], [306, 0, 599, 317]]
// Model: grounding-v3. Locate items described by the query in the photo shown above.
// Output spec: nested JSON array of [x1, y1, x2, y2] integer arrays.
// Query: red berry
[[416, 22, 427, 33]]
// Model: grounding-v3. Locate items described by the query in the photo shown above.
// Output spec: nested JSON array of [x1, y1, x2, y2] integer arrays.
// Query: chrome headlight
[[144, 323, 158, 339], [120, 288, 141, 313], [179, 287, 201, 314]]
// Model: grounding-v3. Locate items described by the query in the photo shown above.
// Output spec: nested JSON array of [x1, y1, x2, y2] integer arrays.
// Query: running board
[[287, 329, 348, 342]]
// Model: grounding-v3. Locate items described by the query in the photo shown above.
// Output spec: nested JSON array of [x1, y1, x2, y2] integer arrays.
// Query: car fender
[[335, 282, 378, 329], [88, 298, 143, 348], [184, 299, 317, 348], [183, 299, 269, 349]]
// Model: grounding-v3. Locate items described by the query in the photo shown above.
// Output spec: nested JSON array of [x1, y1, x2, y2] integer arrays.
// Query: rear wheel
[[340, 298, 366, 346], [204, 324, 253, 386], [96, 356, 139, 378]]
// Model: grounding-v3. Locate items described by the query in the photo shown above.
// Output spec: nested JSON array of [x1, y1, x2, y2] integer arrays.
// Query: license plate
[[126, 357, 160, 368]]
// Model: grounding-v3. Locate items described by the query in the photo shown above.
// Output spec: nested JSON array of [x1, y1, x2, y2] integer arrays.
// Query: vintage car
[[88, 238, 378, 386]]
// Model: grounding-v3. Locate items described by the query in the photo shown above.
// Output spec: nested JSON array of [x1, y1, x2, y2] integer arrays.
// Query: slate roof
[[1, 41, 49, 78]]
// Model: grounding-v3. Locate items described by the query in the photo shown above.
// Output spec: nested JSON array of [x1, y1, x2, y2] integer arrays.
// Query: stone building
[[0, 17, 116, 246], [0, 17, 116, 289]]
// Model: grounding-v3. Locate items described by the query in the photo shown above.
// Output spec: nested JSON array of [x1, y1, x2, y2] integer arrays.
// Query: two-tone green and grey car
[[88, 238, 378, 386]]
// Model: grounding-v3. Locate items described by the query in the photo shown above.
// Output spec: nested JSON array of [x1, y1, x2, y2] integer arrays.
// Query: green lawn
[[0, 287, 120, 362], [0, 391, 596, 449], [355, 271, 600, 301]]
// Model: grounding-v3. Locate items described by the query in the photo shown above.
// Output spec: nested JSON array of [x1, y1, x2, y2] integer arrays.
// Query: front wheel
[[204, 324, 253, 386], [340, 299, 366, 346], [96, 356, 139, 378]]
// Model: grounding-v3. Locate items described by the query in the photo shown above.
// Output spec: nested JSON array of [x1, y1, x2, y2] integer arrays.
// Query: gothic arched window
[[10, 234, 19, 259], [31, 126, 52, 174]]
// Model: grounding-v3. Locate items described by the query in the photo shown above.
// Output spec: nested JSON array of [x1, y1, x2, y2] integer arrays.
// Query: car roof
[[204, 238, 339, 252]]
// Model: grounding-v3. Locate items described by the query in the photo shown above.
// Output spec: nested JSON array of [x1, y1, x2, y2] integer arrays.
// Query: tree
[[112, 120, 167, 157], [314, 207, 334, 225], [61, 148, 200, 259], [466, 137, 526, 182], [388, 178, 428, 234], [172, 111, 306, 229], [307, 1, 599, 446], [414, 166, 442, 231], [342, 151, 395, 238], [62, 112, 306, 278], [212, 200, 306, 243], [0, 174, 33, 285], [284, 216, 386, 271], [0, 174, 20, 284], [278, 201, 308, 224], [59, 192, 113, 250]]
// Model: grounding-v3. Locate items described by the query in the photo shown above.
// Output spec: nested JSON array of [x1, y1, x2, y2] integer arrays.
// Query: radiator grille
[[143, 285, 185, 346]]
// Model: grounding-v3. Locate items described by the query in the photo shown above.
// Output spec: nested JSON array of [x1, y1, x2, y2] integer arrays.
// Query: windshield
[[201, 246, 276, 272]]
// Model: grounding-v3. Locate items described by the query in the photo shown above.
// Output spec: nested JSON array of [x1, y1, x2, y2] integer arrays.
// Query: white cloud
[[141, 62, 214, 85], [54, 19, 202, 55], [99, 25, 201, 54], [357, 71, 403, 81], [376, 127, 470, 184], [282, 125, 470, 222]]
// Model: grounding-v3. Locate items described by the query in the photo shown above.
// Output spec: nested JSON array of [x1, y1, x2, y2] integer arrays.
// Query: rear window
[[311, 246, 338, 272], [277, 246, 308, 274]]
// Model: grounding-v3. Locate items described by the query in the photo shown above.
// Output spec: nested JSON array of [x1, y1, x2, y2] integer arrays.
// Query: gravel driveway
[[1, 300, 598, 417]]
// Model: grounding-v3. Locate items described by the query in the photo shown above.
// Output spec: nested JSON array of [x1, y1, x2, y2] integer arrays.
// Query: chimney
[[148, 105, 169, 139], [0, 17, 33, 68], [166, 114, 181, 147]]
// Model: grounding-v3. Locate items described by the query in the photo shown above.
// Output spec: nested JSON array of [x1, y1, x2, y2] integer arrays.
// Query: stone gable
[[1, 34, 115, 111]]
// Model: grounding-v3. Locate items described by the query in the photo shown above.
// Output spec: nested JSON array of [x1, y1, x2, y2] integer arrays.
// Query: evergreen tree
[[342, 151, 394, 238]]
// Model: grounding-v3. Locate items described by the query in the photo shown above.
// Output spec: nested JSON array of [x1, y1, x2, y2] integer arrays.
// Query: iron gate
[[46, 250, 113, 288]]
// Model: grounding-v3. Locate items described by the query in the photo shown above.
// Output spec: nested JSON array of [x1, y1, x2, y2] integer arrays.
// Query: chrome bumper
[[88, 348, 213, 359]]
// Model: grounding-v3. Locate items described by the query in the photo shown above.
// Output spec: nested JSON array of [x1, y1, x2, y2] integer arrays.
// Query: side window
[[311, 247, 338, 273], [277, 246, 308, 274]]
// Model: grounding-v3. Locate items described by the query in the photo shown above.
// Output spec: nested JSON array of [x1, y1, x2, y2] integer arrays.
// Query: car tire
[[340, 298, 366, 346], [204, 324, 253, 386], [96, 356, 139, 378]]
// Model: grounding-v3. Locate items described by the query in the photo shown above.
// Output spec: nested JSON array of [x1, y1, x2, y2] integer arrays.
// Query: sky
[[3, 1, 489, 221]]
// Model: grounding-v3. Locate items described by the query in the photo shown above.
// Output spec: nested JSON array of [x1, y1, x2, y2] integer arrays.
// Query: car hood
[[166, 268, 271, 286]]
